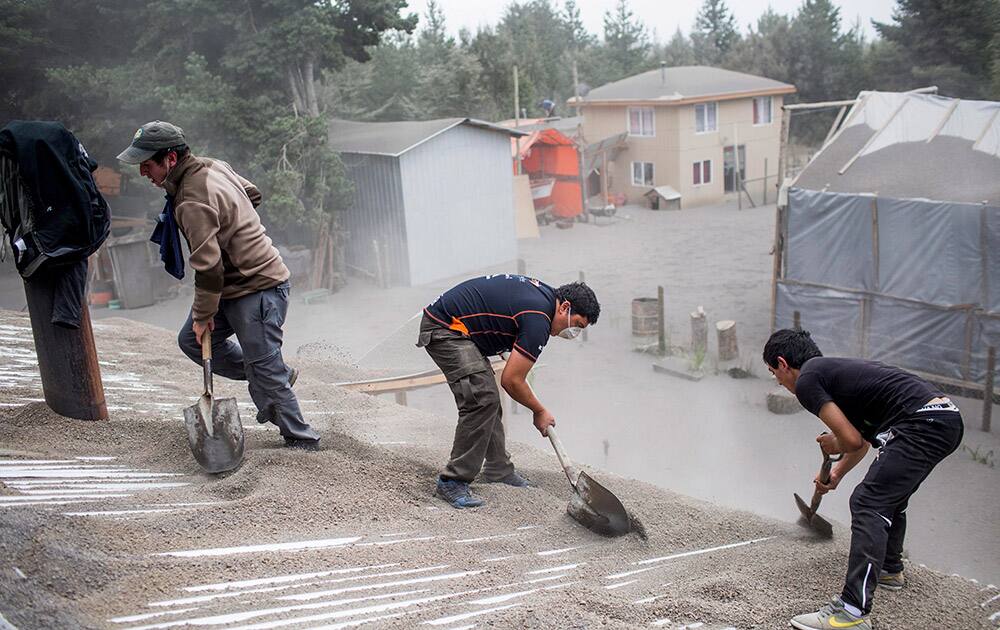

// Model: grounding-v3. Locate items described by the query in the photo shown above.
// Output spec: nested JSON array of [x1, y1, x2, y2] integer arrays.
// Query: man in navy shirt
[[763, 329, 964, 630], [418, 275, 600, 508]]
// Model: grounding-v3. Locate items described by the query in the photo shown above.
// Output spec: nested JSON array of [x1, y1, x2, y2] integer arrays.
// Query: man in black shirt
[[418, 275, 600, 508], [763, 329, 964, 630]]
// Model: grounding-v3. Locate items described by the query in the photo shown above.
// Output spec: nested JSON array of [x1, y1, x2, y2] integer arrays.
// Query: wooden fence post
[[984, 346, 995, 433], [657, 286, 666, 355]]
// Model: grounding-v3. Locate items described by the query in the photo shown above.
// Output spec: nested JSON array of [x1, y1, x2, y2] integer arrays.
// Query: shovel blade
[[566, 472, 630, 537], [183, 395, 244, 474], [794, 492, 833, 538]]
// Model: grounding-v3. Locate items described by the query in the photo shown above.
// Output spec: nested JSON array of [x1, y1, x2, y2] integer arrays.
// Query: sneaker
[[283, 437, 321, 451], [483, 471, 532, 487], [790, 598, 872, 630], [878, 570, 905, 591], [436, 478, 484, 509]]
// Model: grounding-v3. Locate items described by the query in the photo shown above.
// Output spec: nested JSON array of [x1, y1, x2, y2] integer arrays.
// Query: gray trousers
[[178, 281, 319, 441], [417, 314, 514, 483]]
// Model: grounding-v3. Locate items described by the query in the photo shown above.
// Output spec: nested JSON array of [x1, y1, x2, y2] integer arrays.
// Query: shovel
[[794, 446, 842, 538], [547, 426, 630, 537], [183, 330, 244, 473]]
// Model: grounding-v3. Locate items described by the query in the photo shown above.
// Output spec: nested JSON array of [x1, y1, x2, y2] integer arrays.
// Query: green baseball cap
[[117, 121, 186, 164]]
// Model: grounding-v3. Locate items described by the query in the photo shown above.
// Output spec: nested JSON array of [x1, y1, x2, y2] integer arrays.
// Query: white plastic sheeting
[[842, 91, 1000, 161]]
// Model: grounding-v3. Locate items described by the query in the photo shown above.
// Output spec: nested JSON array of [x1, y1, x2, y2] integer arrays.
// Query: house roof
[[793, 91, 1000, 204], [328, 118, 527, 157], [570, 66, 795, 106]]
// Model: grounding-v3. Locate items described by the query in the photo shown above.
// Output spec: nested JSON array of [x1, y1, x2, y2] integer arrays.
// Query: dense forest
[[2, 0, 998, 232]]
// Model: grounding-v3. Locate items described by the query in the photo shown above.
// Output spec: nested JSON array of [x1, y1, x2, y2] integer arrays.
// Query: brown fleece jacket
[[162, 154, 289, 323]]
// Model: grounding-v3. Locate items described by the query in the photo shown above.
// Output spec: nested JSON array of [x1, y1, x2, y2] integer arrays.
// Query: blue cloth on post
[[150, 195, 184, 280]]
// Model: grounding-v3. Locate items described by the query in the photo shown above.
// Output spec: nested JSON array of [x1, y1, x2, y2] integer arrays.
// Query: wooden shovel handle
[[201, 329, 212, 360], [547, 426, 578, 487], [809, 447, 843, 511]]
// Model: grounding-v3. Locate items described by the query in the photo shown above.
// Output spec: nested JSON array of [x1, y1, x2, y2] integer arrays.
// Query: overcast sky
[[405, 0, 897, 41]]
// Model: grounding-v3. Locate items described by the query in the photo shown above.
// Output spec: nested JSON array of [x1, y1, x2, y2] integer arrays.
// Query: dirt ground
[[0, 309, 996, 630]]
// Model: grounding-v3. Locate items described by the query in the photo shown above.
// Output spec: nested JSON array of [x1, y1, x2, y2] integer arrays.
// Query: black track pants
[[841, 409, 963, 613]]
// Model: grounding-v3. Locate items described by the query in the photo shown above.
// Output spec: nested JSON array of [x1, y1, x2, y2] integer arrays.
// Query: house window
[[628, 107, 655, 137], [695, 102, 717, 133], [632, 161, 654, 186], [692, 159, 712, 186], [753, 96, 773, 125]]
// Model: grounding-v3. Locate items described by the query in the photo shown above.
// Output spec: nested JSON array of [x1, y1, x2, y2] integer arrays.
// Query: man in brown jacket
[[118, 121, 320, 448]]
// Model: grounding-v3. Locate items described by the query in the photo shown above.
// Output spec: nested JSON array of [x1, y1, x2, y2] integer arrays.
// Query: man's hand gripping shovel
[[794, 442, 842, 538]]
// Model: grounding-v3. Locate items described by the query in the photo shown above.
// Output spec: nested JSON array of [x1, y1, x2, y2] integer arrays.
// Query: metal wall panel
[[339, 153, 410, 285], [399, 125, 518, 286]]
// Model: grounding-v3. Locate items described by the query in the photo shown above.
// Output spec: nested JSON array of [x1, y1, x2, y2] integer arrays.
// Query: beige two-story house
[[570, 66, 795, 208]]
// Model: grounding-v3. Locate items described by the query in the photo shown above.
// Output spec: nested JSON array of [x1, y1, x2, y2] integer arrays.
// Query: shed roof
[[570, 66, 794, 105], [328, 118, 526, 157], [793, 91, 1000, 204]]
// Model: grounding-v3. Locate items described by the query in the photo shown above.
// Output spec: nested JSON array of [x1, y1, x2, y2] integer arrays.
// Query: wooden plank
[[337, 360, 506, 395], [926, 98, 960, 143], [839, 98, 909, 175]]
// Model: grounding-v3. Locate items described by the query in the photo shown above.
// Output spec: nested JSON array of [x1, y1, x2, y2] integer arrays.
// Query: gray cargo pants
[[417, 313, 514, 483], [178, 281, 319, 441]]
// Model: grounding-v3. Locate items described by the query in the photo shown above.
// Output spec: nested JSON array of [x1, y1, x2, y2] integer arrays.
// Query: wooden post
[[657, 285, 666, 355], [716, 320, 739, 362], [690, 306, 707, 355], [513, 64, 521, 175], [793, 310, 801, 331], [777, 105, 792, 193], [769, 204, 785, 331], [734, 123, 742, 211], [22, 272, 107, 420], [579, 270, 588, 342], [984, 346, 995, 432], [763, 158, 768, 206]]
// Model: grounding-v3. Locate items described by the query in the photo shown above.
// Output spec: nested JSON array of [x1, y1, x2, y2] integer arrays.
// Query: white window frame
[[627, 107, 655, 137], [695, 102, 718, 134], [692, 159, 712, 186], [631, 161, 654, 186], [753, 96, 773, 126]]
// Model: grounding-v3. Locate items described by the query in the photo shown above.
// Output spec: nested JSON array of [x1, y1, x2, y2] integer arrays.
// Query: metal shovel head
[[794, 492, 833, 538], [566, 471, 631, 537], [183, 393, 244, 474]]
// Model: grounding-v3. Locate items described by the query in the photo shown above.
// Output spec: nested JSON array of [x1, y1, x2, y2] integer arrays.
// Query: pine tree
[[692, 0, 740, 65], [601, 0, 652, 82]]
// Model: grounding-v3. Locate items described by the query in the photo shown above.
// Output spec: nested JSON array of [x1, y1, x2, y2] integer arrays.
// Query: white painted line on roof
[[0, 499, 100, 507], [440, 625, 475, 630], [125, 589, 430, 630], [680, 623, 704, 629], [380, 532, 415, 538], [453, 533, 520, 544], [423, 603, 521, 625], [651, 618, 672, 627], [74, 456, 117, 461], [526, 563, 584, 575], [278, 570, 485, 603], [0, 469, 179, 479], [605, 537, 775, 580], [515, 524, 540, 530], [294, 609, 415, 630], [0, 493, 133, 502], [354, 535, 437, 547], [604, 579, 638, 590], [154, 536, 362, 558], [150, 565, 453, 607], [64, 508, 188, 517], [183, 563, 400, 592], [525, 574, 569, 585], [0, 460, 80, 465], [467, 588, 540, 605], [481, 556, 514, 563], [979, 584, 997, 591], [207, 590, 471, 630], [16, 483, 189, 493], [108, 607, 201, 623], [536, 546, 581, 556]]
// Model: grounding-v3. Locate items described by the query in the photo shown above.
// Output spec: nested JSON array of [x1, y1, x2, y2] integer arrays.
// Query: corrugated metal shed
[[331, 118, 525, 286]]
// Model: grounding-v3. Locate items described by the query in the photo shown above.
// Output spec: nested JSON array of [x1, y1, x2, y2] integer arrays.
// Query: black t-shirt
[[795, 357, 943, 444], [425, 274, 556, 362]]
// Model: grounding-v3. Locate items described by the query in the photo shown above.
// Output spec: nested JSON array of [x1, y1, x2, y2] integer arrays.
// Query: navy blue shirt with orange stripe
[[425, 275, 556, 362]]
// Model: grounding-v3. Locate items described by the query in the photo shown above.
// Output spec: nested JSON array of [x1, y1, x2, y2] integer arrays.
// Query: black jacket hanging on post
[[0, 120, 111, 276], [0, 121, 112, 328]]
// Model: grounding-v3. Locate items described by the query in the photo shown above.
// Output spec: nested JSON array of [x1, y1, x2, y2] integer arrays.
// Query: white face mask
[[559, 305, 582, 340]]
